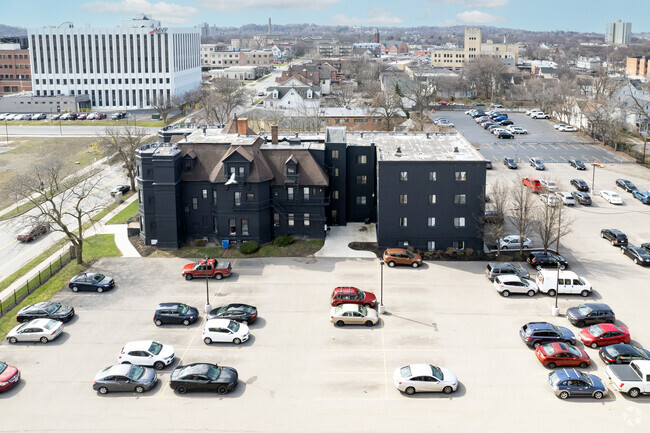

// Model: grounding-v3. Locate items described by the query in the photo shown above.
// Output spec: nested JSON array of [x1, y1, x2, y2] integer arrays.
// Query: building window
[[246, 193, 255, 201], [202, 189, 208, 199], [242, 219, 249, 235], [304, 213, 310, 226], [399, 240, 409, 247], [333, 190, 339, 199], [356, 175, 367, 184], [212, 190, 217, 205], [332, 209, 338, 221], [356, 196, 366, 205], [400, 171, 408, 181], [303, 187, 310, 200], [288, 213, 295, 226], [455, 171, 467, 181], [234, 191, 242, 207], [454, 217, 466, 228], [333, 168, 339, 177], [400, 217, 408, 227], [287, 187, 294, 200], [274, 213, 280, 227], [238, 166, 245, 176], [399, 194, 408, 204], [428, 194, 437, 204], [429, 171, 437, 181], [192, 198, 198, 210], [428, 217, 436, 227], [331, 149, 339, 159], [357, 155, 367, 164], [229, 219, 236, 234], [427, 241, 436, 251], [453, 241, 465, 250], [454, 194, 467, 205]]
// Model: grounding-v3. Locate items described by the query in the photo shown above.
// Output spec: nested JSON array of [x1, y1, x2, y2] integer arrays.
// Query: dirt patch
[[348, 242, 383, 258]]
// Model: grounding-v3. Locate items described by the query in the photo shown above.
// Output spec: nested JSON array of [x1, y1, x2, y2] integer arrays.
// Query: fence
[[0, 251, 72, 318]]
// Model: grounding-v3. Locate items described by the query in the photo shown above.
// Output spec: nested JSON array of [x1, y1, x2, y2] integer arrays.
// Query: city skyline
[[1, 0, 649, 34]]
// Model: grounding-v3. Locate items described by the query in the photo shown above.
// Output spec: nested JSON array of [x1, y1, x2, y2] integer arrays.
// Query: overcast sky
[[3, 0, 648, 33]]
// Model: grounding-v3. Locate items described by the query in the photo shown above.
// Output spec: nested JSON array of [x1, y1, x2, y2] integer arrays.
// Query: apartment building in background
[[0, 39, 32, 95], [430, 27, 519, 69], [626, 56, 649, 80], [28, 15, 201, 109], [605, 20, 632, 45], [200, 44, 273, 71]]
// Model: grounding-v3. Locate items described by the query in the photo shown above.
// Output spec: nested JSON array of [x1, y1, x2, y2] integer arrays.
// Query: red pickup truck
[[182, 259, 232, 280]]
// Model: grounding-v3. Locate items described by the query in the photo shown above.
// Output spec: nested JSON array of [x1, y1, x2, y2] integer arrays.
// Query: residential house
[[263, 77, 321, 110]]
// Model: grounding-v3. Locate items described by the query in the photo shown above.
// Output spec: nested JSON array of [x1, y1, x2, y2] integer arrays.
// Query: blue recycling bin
[[222, 240, 229, 249]]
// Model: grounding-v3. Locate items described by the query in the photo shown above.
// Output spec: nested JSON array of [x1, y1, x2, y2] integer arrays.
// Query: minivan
[[535, 270, 591, 297]]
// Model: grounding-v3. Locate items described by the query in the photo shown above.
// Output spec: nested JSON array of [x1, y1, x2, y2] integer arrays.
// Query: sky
[[2, 0, 649, 33]]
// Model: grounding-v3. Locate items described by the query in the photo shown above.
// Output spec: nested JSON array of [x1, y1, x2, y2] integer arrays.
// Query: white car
[[118, 340, 175, 370], [600, 190, 623, 205], [202, 318, 250, 345], [556, 192, 575, 206], [14, 114, 32, 121], [553, 124, 567, 130], [493, 275, 538, 297], [526, 108, 542, 116], [539, 193, 559, 207], [7, 318, 64, 344], [508, 126, 528, 134], [540, 179, 558, 192], [498, 235, 532, 250], [30, 113, 46, 120], [492, 128, 507, 135], [4, 114, 17, 120], [0, 113, 11, 120], [558, 125, 577, 132], [531, 112, 550, 119], [393, 364, 458, 395], [330, 304, 379, 327]]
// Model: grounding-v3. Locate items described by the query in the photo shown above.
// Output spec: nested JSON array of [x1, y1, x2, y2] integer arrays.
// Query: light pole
[[552, 260, 561, 316], [4, 119, 8, 145], [378, 260, 385, 314], [591, 161, 598, 194], [204, 256, 212, 313]]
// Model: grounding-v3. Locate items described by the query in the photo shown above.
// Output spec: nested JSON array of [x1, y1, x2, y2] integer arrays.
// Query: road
[[1, 123, 160, 137]]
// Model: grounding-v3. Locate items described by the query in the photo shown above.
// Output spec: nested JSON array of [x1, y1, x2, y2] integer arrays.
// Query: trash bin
[[222, 240, 229, 249]]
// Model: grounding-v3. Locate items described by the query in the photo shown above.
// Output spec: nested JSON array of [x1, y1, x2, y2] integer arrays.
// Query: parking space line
[[321, 371, 387, 375], [322, 348, 443, 352], [380, 322, 389, 399]]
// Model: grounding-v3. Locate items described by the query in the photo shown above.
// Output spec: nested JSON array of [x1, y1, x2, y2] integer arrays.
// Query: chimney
[[271, 125, 278, 144], [237, 118, 249, 136]]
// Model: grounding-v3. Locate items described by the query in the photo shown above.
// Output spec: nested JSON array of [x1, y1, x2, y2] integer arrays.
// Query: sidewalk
[[314, 223, 377, 258]]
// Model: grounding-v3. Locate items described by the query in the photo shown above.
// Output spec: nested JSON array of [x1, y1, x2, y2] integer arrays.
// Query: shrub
[[465, 247, 474, 257], [239, 241, 259, 254], [273, 235, 294, 247], [194, 238, 208, 247]]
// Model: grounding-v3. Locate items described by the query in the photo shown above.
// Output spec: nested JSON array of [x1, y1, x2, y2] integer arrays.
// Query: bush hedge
[[239, 241, 259, 254], [273, 235, 294, 247]]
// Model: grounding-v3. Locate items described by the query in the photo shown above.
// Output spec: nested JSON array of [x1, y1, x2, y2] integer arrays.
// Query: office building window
[[428, 217, 436, 227], [454, 194, 467, 204], [428, 194, 437, 204], [400, 171, 408, 181], [304, 213, 310, 226], [333, 190, 339, 199], [455, 171, 467, 181], [400, 217, 408, 227], [229, 219, 236, 234], [399, 240, 409, 247], [202, 189, 208, 199], [288, 187, 294, 200], [234, 191, 242, 207], [427, 241, 436, 250], [454, 217, 466, 228], [192, 198, 198, 210], [242, 219, 249, 235], [288, 213, 295, 226], [356, 175, 367, 184], [331, 149, 339, 159], [399, 194, 408, 204], [429, 171, 437, 181], [357, 155, 367, 164], [356, 196, 366, 205], [303, 187, 309, 200]]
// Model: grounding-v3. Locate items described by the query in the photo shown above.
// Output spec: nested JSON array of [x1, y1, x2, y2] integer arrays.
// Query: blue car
[[520, 322, 576, 348], [493, 116, 508, 122], [632, 190, 650, 204], [548, 368, 608, 399]]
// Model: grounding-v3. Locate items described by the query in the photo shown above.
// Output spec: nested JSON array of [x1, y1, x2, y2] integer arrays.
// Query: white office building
[[605, 20, 632, 45], [28, 16, 201, 109]]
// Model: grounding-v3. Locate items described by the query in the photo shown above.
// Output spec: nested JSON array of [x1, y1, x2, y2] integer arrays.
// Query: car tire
[[533, 342, 541, 349], [634, 258, 639, 264], [536, 265, 542, 271], [601, 232, 605, 238], [591, 342, 599, 349], [576, 321, 585, 328], [185, 274, 193, 281], [611, 240, 616, 246], [527, 290, 535, 297], [182, 319, 190, 326], [233, 338, 242, 345], [387, 261, 395, 267], [8, 337, 17, 344], [547, 289, 557, 297], [411, 262, 419, 268], [629, 388, 640, 398], [502, 246, 508, 250], [405, 387, 415, 395], [204, 337, 212, 344], [581, 290, 590, 297], [501, 290, 510, 297], [97, 287, 103, 293], [215, 274, 223, 280], [560, 265, 566, 270], [336, 320, 345, 327], [153, 361, 165, 370], [155, 319, 163, 326], [217, 386, 228, 395], [71, 286, 79, 292], [547, 362, 556, 368], [579, 362, 588, 368], [176, 386, 187, 395], [442, 386, 453, 394], [135, 386, 145, 394], [40, 337, 49, 343], [365, 320, 374, 327], [98, 386, 108, 394], [559, 391, 569, 399], [593, 391, 604, 399]]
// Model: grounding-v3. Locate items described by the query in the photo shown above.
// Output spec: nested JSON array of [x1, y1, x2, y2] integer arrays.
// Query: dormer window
[[273, 90, 279, 99], [286, 165, 296, 175], [307, 90, 312, 99]]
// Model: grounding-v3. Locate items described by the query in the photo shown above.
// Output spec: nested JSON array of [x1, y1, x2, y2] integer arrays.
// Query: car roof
[[157, 302, 181, 308], [607, 344, 638, 355], [385, 248, 407, 254], [335, 304, 363, 312], [99, 364, 134, 378], [488, 261, 514, 269], [555, 368, 582, 381], [581, 303, 611, 311], [593, 323, 622, 332], [175, 363, 215, 377], [123, 340, 157, 350], [333, 287, 359, 295], [22, 318, 56, 327], [607, 229, 625, 234], [495, 274, 524, 283], [205, 318, 233, 327], [526, 322, 555, 331], [406, 364, 434, 377]]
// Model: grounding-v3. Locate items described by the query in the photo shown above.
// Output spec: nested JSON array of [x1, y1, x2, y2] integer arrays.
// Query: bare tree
[[404, 77, 436, 130], [332, 83, 357, 107], [508, 178, 537, 258], [626, 80, 650, 163], [464, 57, 506, 101], [532, 194, 575, 254], [150, 91, 174, 124], [12, 160, 104, 264], [100, 127, 150, 192], [484, 179, 510, 255], [199, 78, 252, 125], [371, 89, 404, 131]]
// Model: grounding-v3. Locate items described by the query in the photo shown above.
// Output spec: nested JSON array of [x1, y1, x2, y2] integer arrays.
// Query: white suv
[[118, 340, 175, 370]]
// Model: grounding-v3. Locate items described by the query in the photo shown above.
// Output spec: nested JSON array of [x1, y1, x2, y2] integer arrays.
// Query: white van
[[535, 270, 591, 297]]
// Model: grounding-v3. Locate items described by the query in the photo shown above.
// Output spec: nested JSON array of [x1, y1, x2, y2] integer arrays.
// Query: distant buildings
[[605, 20, 632, 45], [0, 39, 32, 95], [429, 27, 519, 69], [626, 56, 649, 80], [200, 44, 273, 71]]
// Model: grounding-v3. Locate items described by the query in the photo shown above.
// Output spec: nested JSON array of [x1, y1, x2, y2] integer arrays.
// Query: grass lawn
[[0, 234, 121, 338], [106, 199, 139, 225], [151, 239, 324, 259]]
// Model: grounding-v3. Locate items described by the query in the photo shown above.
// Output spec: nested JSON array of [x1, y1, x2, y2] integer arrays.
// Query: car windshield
[[19, 227, 32, 235], [406, 250, 414, 258], [358, 306, 368, 316], [44, 303, 61, 314], [542, 344, 556, 354], [43, 320, 58, 330], [430, 365, 443, 380], [579, 372, 594, 386], [126, 365, 145, 380], [567, 346, 582, 357], [92, 274, 105, 282], [178, 304, 189, 314], [551, 325, 562, 334], [356, 290, 365, 298], [588, 325, 604, 337], [606, 346, 620, 357], [549, 371, 559, 384], [227, 321, 240, 332], [577, 305, 592, 315], [400, 366, 412, 378], [0, 361, 6, 374], [637, 249, 650, 259], [206, 365, 221, 381], [611, 193, 620, 199], [148, 341, 163, 355]]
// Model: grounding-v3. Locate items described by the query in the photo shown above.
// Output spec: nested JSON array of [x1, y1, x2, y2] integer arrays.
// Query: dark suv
[[520, 322, 576, 348], [527, 251, 568, 270], [153, 303, 199, 326], [486, 262, 530, 281], [600, 229, 628, 246], [566, 303, 615, 328]]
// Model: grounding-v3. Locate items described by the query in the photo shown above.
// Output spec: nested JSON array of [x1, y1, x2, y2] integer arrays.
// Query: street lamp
[[204, 256, 212, 313], [4, 119, 8, 145], [379, 260, 385, 314], [552, 260, 561, 316], [591, 161, 598, 194]]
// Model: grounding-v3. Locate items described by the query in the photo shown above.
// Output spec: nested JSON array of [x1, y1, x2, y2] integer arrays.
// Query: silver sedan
[[7, 318, 64, 344], [93, 364, 158, 394]]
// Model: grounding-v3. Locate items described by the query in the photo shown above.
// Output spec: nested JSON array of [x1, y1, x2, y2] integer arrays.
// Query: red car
[[580, 324, 630, 348], [535, 342, 591, 368], [437, 101, 449, 105], [0, 361, 20, 392], [16, 223, 49, 242], [522, 177, 543, 192], [330, 287, 377, 307]]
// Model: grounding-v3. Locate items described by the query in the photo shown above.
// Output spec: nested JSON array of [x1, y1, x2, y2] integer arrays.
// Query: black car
[[599, 344, 650, 364], [570, 179, 589, 192], [571, 191, 592, 205], [16, 302, 75, 323], [154, 303, 199, 326], [110, 185, 130, 197], [503, 157, 518, 169], [616, 178, 637, 192], [529, 157, 545, 170], [482, 121, 496, 129], [207, 303, 258, 324], [621, 246, 650, 266], [497, 131, 515, 139], [68, 273, 115, 292], [111, 111, 127, 120], [566, 303, 615, 328], [569, 159, 586, 170], [485, 160, 493, 170], [642, 243, 650, 254], [600, 229, 628, 246], [498, 119, 514, 126], [520, 322, 576, 348], [527, 251, 568, 270], [169, 363, 238, 395]]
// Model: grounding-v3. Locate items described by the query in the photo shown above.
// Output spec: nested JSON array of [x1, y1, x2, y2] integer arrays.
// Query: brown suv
[[383, 248, 423, 268]]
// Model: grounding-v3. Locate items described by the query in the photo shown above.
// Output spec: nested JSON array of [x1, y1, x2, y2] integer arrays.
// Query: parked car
[[170, 363, 238, 395], [643, 243, 650, 253], [471, 110, 486, 118], [77, 113, 89, 120], [571, 191, 592, 205], [330, 287, 377, 307], [523, 177, 543, 192], [484, 209, 503, 223], [507, 126, 528, 134], [182, 258, 232, 280], [539, 179, 558, 192], [531, 112, 550, 119], [437, 101, 449, 106], [554, 124, 567, 130], [6, 318, 64, 344], [520, 322, 576, 348], [570, 178, 589, 191], [616, 178, 637, 192], [30, 113, 46, 120], [539, 193, 559, 207], [69, 272, 115, 292], [485, 262, 530, 281], [153, 303, 199, 326], [558, 125, 577, 132], [60, 113, 77, 120], [599, 344, 650, 365], [548, 368, 607, 399], [535, 269, 591, 297], [556, 191, 575, 206], [600, 190, 623, 204], [528, 157, 545, 170], [632, 190, 650, 204], [16, 301, 74, 323], [526, 108, 542, 116], [118, 341, 175, 370], [536, 342, 590, 368], [14, 114, 32, 121], [600, 228, 628, 246], [482, 121, 496, 129], [393, 364, 458, 395], [51, 113, 62, 120], [16, 223, 49, 242], [580, 324, 630, 348], [330, 304, 379, 327], [93, 364, 157, 394], [498, 235, 531, 250], [111, 112, 127, 120], [493, 275, 537, 297], [496, 131, 514, 139], [202, 319, 250, 344], [485, 160, 493, 170], [503, 157, 518, 169], [0, 113, 10, 120], [569, 159, 586, 170], [498, 119, 514, 126], [621, 245, 650, 266], [527, 251, 568, 270], [0, 361, 20, 392], [207, 303, 258, 323], [93, 113, 106, 120], [566, 303, 615, 328], [110, 185, 130, 197], [383, 248, 422, 268], [606, 360, 650, 398]]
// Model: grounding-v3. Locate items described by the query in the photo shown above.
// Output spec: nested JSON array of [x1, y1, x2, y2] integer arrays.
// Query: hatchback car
[[529, 157, 545, 170], [580, 324, 630, 348], [485, 160, 493, 169], [7, 319, 64, 344], [566, 303, 615, 328], [570, 178, 589, 191], [548, 368, 607, 399], [330, 304, 379, 327], [621, 246, 650, 266], [599, 344, 650, 364], [111, 111, 127, 120], [202, 319, 250, 345], [498, 119, 514, 126], [485, 262, 529, 281], [393, 364, 458, 395], [508, 126, 528, 134], [153, 303, 199, 326], [330, 287, 377, 307], [493, 275, 537, 297], [0, 361, 20, 393], [539, 193, 559, 207], [498, 235, 531, 250], [555, 192, 575, 206], [497, 131, 514, 139], [118, 341, 175, 370], [536, 343, 590, 368], [571, 191, 591, 205], [16, 301, 74, 323], [93, 364, 157, 394], [600, 190, 623, 204], [16, 223, 49, 242], [207, 303, 258, 323], [527, 251, 568, 270], [600, 229, 628, 246], [110, 185, 130, 197], [503, 157, 517, 169], [383, 248, 422, 268], [68, 273, 115, 292], [170, 363, 238, 395], [522, 177, 543, 192], [632, 190, 650, 204], [520, 322, 576, 348], [616, 178, 637, 192]]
